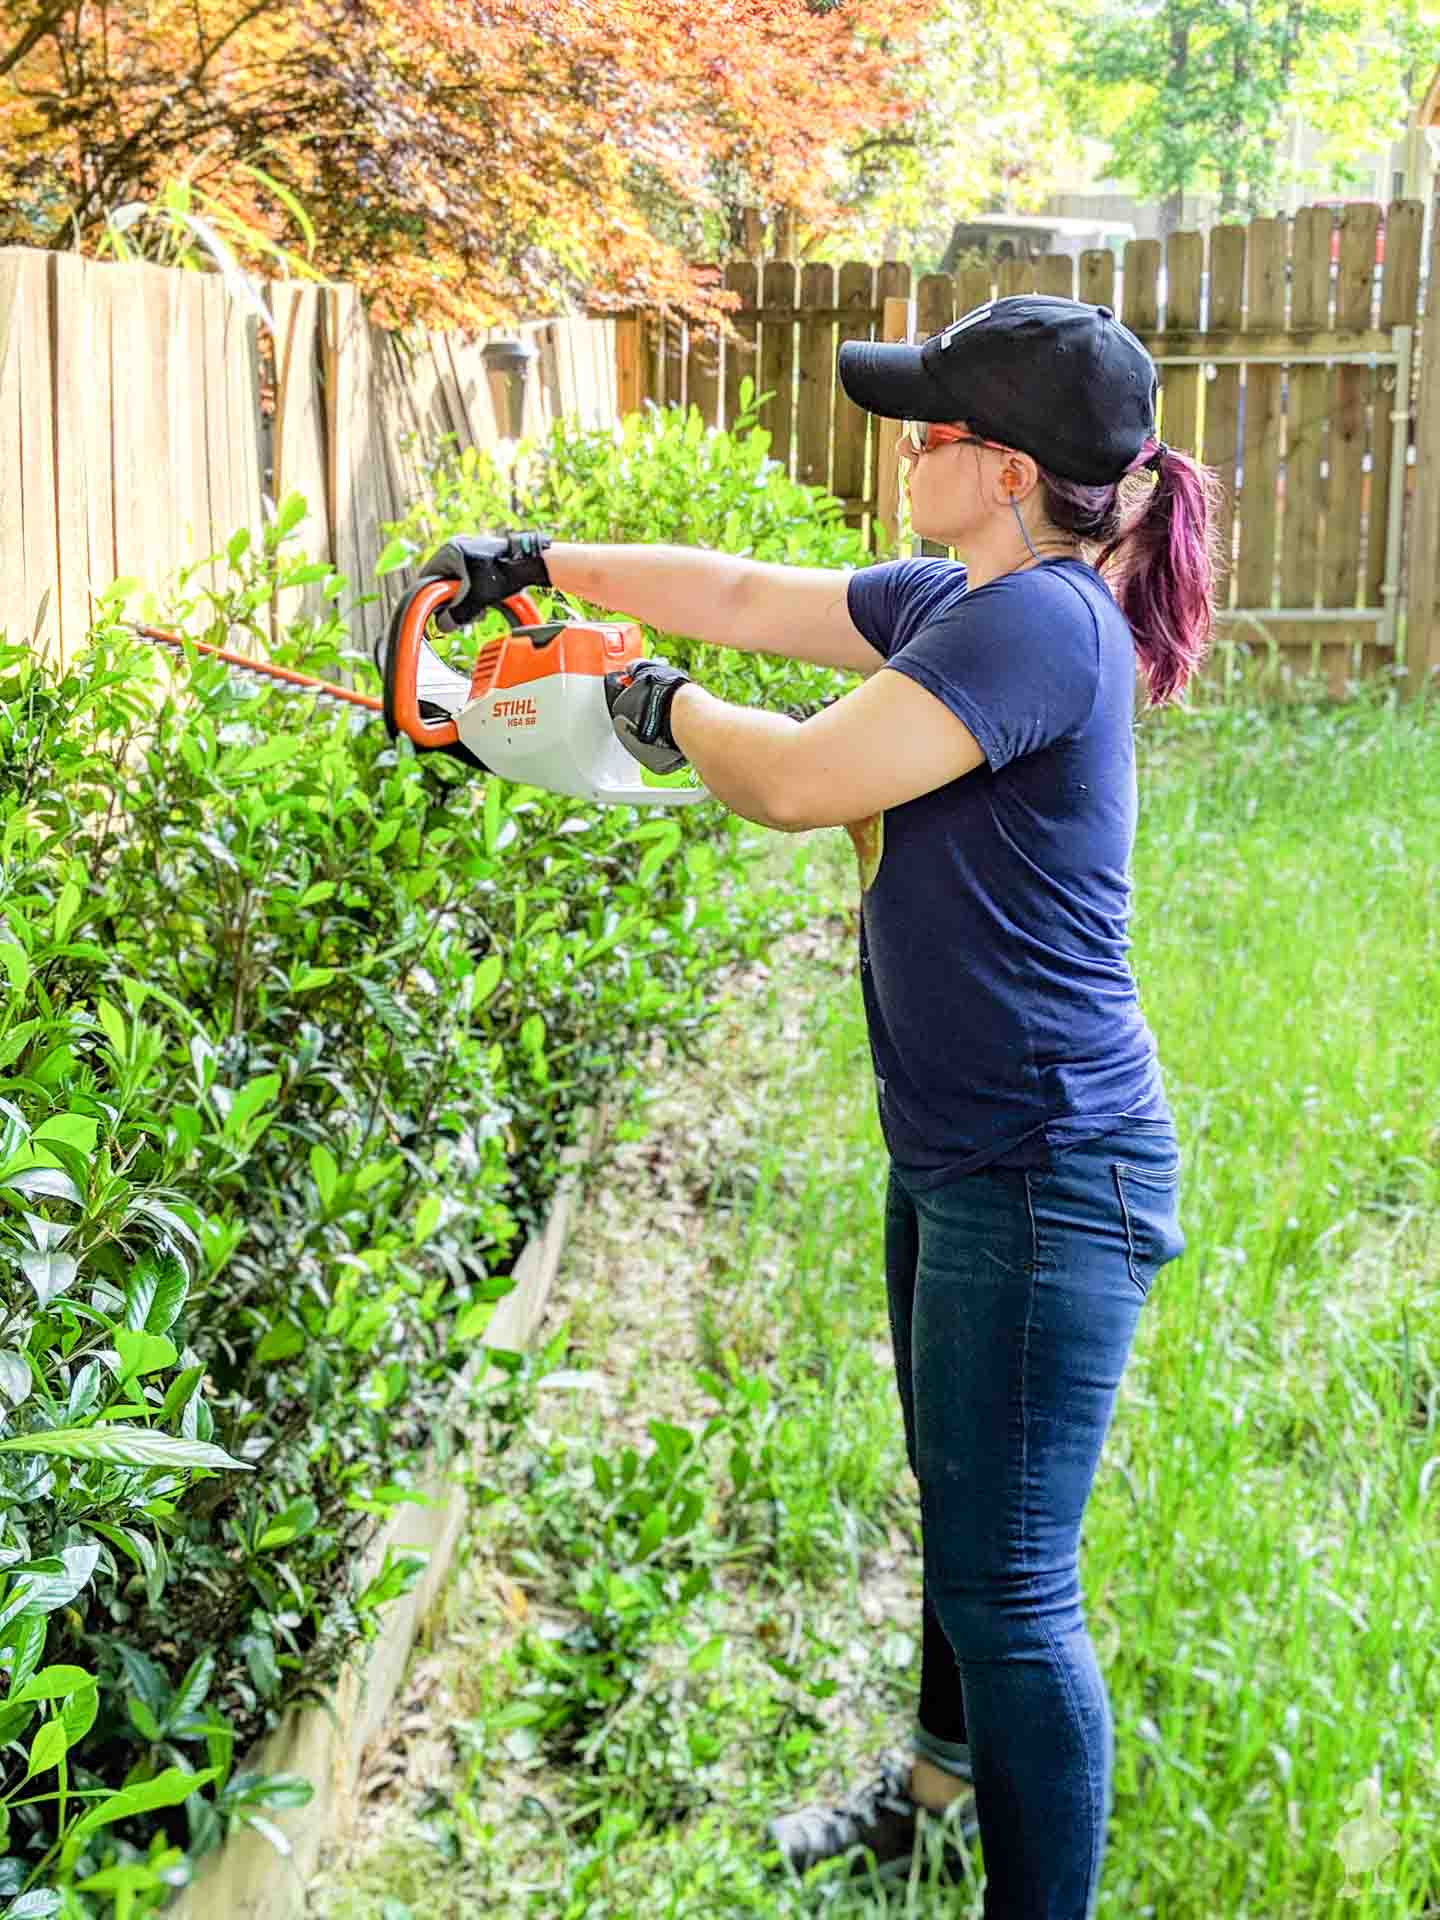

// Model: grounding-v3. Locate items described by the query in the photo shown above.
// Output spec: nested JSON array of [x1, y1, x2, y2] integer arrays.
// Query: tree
[[1063, 0, 1440, 220], [0, 0, 937, 328], [801, 0, 1088, 270]]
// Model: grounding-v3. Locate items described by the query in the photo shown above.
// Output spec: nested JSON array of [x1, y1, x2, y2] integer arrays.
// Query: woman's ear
[[998, 451, 1041, 504]]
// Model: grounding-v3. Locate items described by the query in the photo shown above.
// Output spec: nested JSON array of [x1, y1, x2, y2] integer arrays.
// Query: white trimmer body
[[456, 671, 708, 807]]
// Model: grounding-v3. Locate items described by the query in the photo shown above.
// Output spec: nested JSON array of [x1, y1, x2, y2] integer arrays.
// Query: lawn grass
[[308, 672, 1440, 1919]]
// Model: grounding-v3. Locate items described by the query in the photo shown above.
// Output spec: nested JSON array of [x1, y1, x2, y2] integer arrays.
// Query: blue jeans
[[884, 1124, 1186, 1919]]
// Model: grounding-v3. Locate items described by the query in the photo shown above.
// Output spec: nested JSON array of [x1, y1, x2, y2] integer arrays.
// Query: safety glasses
[[898, 421, 1009, 459]]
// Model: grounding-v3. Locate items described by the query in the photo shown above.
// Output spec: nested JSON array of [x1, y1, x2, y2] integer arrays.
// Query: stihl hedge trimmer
[[134, 576, 707, 809]]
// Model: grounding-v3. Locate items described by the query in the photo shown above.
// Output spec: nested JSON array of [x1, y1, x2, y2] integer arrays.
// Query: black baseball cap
[[837, 295, 1158, 486]]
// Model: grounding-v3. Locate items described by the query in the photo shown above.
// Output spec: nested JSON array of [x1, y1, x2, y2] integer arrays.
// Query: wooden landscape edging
[[166, 1102, 608, 1919]]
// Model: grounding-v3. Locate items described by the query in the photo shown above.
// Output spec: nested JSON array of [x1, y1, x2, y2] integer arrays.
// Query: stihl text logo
[[494, 697, 538, 728]]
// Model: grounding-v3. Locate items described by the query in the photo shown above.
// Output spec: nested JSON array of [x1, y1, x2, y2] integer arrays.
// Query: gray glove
[[603, 660, 693, 775], [417, 532, 552, 632]]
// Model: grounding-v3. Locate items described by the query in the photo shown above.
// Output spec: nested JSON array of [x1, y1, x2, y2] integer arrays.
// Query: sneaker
[[767, 1750, 979, 1883]]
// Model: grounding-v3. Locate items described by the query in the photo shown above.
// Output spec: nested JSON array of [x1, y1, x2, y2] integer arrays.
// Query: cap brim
[[837, 339, 944, 420]]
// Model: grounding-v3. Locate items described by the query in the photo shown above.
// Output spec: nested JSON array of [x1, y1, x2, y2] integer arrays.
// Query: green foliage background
[[0, 400, 869, 1914]]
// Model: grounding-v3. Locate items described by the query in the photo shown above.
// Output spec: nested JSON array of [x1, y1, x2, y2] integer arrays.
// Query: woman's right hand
[[416, 532, 553, 631]]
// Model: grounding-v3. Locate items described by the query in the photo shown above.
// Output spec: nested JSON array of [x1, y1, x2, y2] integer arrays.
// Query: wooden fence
[[0, 249, 619, 661], [6, 212, 1440, 699], [623, 200, 1439, 699]]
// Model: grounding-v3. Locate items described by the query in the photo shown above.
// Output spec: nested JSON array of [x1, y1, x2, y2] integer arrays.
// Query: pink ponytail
[[1039, 442, 1225, 708]]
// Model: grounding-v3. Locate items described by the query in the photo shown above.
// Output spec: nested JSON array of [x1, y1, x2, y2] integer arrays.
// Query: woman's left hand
[[604, 660, 693, 773]]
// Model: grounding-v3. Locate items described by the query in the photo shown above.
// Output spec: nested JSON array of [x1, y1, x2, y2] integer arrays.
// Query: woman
[[422, 295, 1218, 1918]]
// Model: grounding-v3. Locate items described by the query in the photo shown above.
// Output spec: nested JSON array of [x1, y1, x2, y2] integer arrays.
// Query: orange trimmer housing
[[377, 576, 707, 806]]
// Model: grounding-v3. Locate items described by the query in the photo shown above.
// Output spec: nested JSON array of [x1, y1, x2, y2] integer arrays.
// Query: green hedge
[[0, 399, 870, 1914]]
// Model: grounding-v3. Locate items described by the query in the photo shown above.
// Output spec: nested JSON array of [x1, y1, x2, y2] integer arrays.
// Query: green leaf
[[11, 1665, 93, 1702], [309, 1143, 338, 1207], [32, 1112, 98, 1154], [0, 1017, 40, 1068], [293, 965, 335, 991], [273, 491, 308, 538], [357, 1551, 426, 1613], [0, 1426, 252, 1472], [257, 1497, 318, 1551], [5, 1892, 64, 1917], [146, 1258, 189, 1334], [158, 1364, 206, 1423], [24, 1714, 70, 1777], [472, 954, 503, 1004], [227, 527, 251, 566], [96, 997, 127, 1060], [229, 1770, 314, 1810], [53, 881, 82, 943], [60, 1766, 219, 1868], [170, 1650, 215, 1721], [19, 1247, 77, 1308], [0, 1350, 31, 1407], [221, 1072, 282, 1141], [0, 943, 30, 994], [375, 537, 416, 575], [114, 1328, 179, 1383], [255, 1320, 305, 1365], [687, 1637, 727, 1675], [489, 1700, 546, 1730], [0, 1615, 48, 1695], [128, 1694, 164, 1742], [413, 1193, 442, 1244], [61, 1678, 98, 1747], [7, 1542, 100, 1617], [229, 736, 304, 777]]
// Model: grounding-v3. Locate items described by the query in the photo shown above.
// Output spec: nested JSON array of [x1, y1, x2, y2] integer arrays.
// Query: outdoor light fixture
[[480, 337, 538, 515], [481, 337, 538, 442]]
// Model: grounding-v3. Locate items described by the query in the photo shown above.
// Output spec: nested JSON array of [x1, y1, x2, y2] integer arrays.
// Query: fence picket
[[1037, 255, 1076, 299], [685, 268, 723, 429], [1, 251, 57, 653], [832, 262, 875, 530], [721, 261, 759, 428], [615, 313, 645, 419], [1365, 200, 1425, 674], [869, 264, 911, 551], [1281, 208, 1332, 615], [796, 262, 837, 490], [759, 260, 799, 472], [1204, 225, 1247, 619], [915, 272, 955, 342], [1078, 249, 1114, 310], [1236, 218, 1287, 612], [272, 285, 331, 635], [1122, 240, 1161, 332], [50, 256, 102, 655], [1321, 205, 1381, 693], [1160, 232, 1203, 456], [958, 265, 992, 315], [873, 294, 910, 557]]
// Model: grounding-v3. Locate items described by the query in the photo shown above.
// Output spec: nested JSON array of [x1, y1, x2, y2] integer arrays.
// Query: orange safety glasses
[[898, 422, 1009, 459]]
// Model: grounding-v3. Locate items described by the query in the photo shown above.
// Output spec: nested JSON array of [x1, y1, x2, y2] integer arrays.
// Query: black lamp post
[[481, 338, 538, 515]]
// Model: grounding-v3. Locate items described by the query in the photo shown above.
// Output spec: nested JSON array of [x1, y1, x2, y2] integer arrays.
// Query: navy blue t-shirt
[[845, 555, 1174, 1185]]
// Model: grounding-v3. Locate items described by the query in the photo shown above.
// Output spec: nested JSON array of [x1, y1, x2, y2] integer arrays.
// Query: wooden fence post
[[872, 294, 910, 557], [1404, 198, 1440, 702]]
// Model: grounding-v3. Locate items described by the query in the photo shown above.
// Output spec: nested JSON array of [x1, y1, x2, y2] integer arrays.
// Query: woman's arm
[[546, 543, 885, 678]]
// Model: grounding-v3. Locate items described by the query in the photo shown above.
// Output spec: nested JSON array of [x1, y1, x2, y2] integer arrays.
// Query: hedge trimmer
[[133, 575, 708, 809]]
